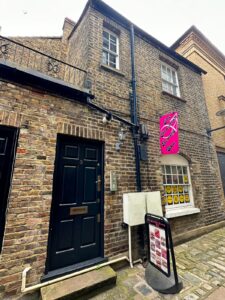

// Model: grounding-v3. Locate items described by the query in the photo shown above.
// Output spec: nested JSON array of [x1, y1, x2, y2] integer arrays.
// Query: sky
[[0, 0, 225, 54]]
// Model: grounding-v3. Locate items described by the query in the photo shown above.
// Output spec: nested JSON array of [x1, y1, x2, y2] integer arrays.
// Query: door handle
[[96, 175, 101, 192]]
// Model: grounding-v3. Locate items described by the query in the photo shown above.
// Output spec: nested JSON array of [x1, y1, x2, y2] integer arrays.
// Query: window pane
[[172, 166, 177, 174], [110, 34, 117, 43], [172, 175, 178, 184], [172, 85, 177, 96], [174, 195, 179, 204], [162, 81, 168, 91], [183, 175, 189, 184], [103, 37, 109, 49], [110, 42, 117, 53], [166, 166, 171, 174], [167, 67, 172, 82], [109, 53, 116, 68], [179, 175, 183, 184], [183, 166, 187, 174], [177, 166, 182, 174], [179, 195, 184, 203], [102, 51, 108, 65], [167, 175, 172, 184], [103, 31, 109, 39], [172, 71, 177, 84]]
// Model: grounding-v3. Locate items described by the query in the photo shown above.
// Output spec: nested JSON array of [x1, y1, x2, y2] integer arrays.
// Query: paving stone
[[195, 288, 206, 296], [134, 281, 153, 296], [211, 280, 222, 287], [202, 284, 213, 291], [182, 272, 202, 285], [183, 293, 199, 300]]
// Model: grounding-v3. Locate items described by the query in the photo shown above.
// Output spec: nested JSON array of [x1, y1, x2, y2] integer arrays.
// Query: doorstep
[[42, 257, 107, 282], [40, 265, 117, 300]]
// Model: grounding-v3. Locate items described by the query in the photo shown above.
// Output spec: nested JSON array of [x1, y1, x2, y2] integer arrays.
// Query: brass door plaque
[[70, 206, 88, 216]]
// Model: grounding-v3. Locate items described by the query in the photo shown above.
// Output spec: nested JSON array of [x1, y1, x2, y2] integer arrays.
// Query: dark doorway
[[0, 125, 18, 251], [46, 135, 104, 274]]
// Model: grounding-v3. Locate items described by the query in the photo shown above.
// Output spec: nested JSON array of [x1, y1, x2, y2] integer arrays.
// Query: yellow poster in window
[[165, 186, 172, 194], [179, 195, 184, 203], [178, 186, 183, 193], [172, 186, 178, 193], [183, 175, 188, 183], [185, 194, 190, 202], [167, 195, 173, 205], [174, 195, 179, 204]]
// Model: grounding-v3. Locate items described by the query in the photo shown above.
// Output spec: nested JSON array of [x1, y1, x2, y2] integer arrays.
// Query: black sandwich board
[[145, 214, 183, 294]]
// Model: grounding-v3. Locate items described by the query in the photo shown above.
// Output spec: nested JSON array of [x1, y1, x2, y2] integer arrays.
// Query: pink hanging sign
[[160, 112, 179, 155]]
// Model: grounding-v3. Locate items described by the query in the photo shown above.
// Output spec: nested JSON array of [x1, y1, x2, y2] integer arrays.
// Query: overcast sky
[[0, 0, 225, 54]]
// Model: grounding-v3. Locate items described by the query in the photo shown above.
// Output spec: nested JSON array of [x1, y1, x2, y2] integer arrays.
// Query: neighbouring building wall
[[173, 30, 225, 149], [172, 28, 225, 199]]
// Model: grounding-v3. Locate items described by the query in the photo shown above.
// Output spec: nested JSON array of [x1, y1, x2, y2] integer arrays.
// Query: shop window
[[161, 154, 200, 218], [102, 29, 119, 69], [161, 62, 180, 97]]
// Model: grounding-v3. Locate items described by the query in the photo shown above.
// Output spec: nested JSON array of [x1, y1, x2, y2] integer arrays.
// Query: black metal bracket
[[206, 125, 225, 137], [87, 98, 139, 130]]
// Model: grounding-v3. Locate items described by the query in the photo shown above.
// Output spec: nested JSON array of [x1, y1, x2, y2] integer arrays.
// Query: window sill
[[165, 207, 200, 219], [162, 91, 187, 103], [100, 64, 125, 77]]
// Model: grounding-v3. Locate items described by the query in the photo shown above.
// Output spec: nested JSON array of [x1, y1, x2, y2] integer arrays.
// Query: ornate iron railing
[[0, 35, 87, 88]]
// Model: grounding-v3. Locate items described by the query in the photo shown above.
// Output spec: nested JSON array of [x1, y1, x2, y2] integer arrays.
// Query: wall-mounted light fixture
[[116, 125, 126, 151], [102, 113, 112, 125]]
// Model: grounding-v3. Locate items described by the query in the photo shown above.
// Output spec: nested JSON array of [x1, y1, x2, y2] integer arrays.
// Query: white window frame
[[102, 28, 119, 69], [161, 154, 200, 218], [161, 62, 180, 97]]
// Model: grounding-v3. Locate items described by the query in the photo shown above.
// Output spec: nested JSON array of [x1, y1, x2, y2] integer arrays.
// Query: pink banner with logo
[[160, 112, 179, 155]]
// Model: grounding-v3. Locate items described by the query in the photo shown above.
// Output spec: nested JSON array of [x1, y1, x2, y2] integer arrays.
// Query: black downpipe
[[130, 24, 141, 192]]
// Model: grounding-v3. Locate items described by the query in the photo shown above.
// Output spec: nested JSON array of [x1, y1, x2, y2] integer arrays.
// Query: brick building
[[171, 26, 225, 200], [0, 1, 225, 299]]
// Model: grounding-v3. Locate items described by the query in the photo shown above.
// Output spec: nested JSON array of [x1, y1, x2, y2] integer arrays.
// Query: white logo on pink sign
[[160, 112, 179, 155]]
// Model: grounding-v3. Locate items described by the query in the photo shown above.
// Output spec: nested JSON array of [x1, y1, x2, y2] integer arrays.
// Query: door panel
[[0, 126, 18, 251], [47, 135, 104, 271]]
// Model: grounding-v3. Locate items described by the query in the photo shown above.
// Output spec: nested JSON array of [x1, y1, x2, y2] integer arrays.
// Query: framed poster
[[146, 214, 170, 277]]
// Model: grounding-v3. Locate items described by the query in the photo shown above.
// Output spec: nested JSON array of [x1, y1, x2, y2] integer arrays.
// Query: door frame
[[0, 125, 19, 252], [44, 134, 105, 277]]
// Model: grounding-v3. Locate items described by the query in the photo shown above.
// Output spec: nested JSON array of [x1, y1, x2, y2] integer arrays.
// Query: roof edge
[[171, 25, 225, 64], [69, 0, 206, 74]]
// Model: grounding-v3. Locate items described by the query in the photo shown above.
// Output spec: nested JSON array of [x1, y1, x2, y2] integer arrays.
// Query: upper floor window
[[161, 63, 180, 97], [102, 29, 119, 69]]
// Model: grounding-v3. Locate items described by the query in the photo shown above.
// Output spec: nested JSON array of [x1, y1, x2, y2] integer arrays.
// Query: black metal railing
[[0, 35, 87, 88]]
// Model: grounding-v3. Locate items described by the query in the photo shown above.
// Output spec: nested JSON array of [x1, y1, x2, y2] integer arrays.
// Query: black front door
[[47, 135, 104, 271], [0, 125, 18, 251]]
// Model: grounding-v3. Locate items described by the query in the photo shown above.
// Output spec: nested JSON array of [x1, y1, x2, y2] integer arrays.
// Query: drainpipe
[[130, 24, 141, 192]]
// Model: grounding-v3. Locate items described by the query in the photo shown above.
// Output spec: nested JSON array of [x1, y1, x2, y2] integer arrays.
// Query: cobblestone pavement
[[90, 227, 225, 300]]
